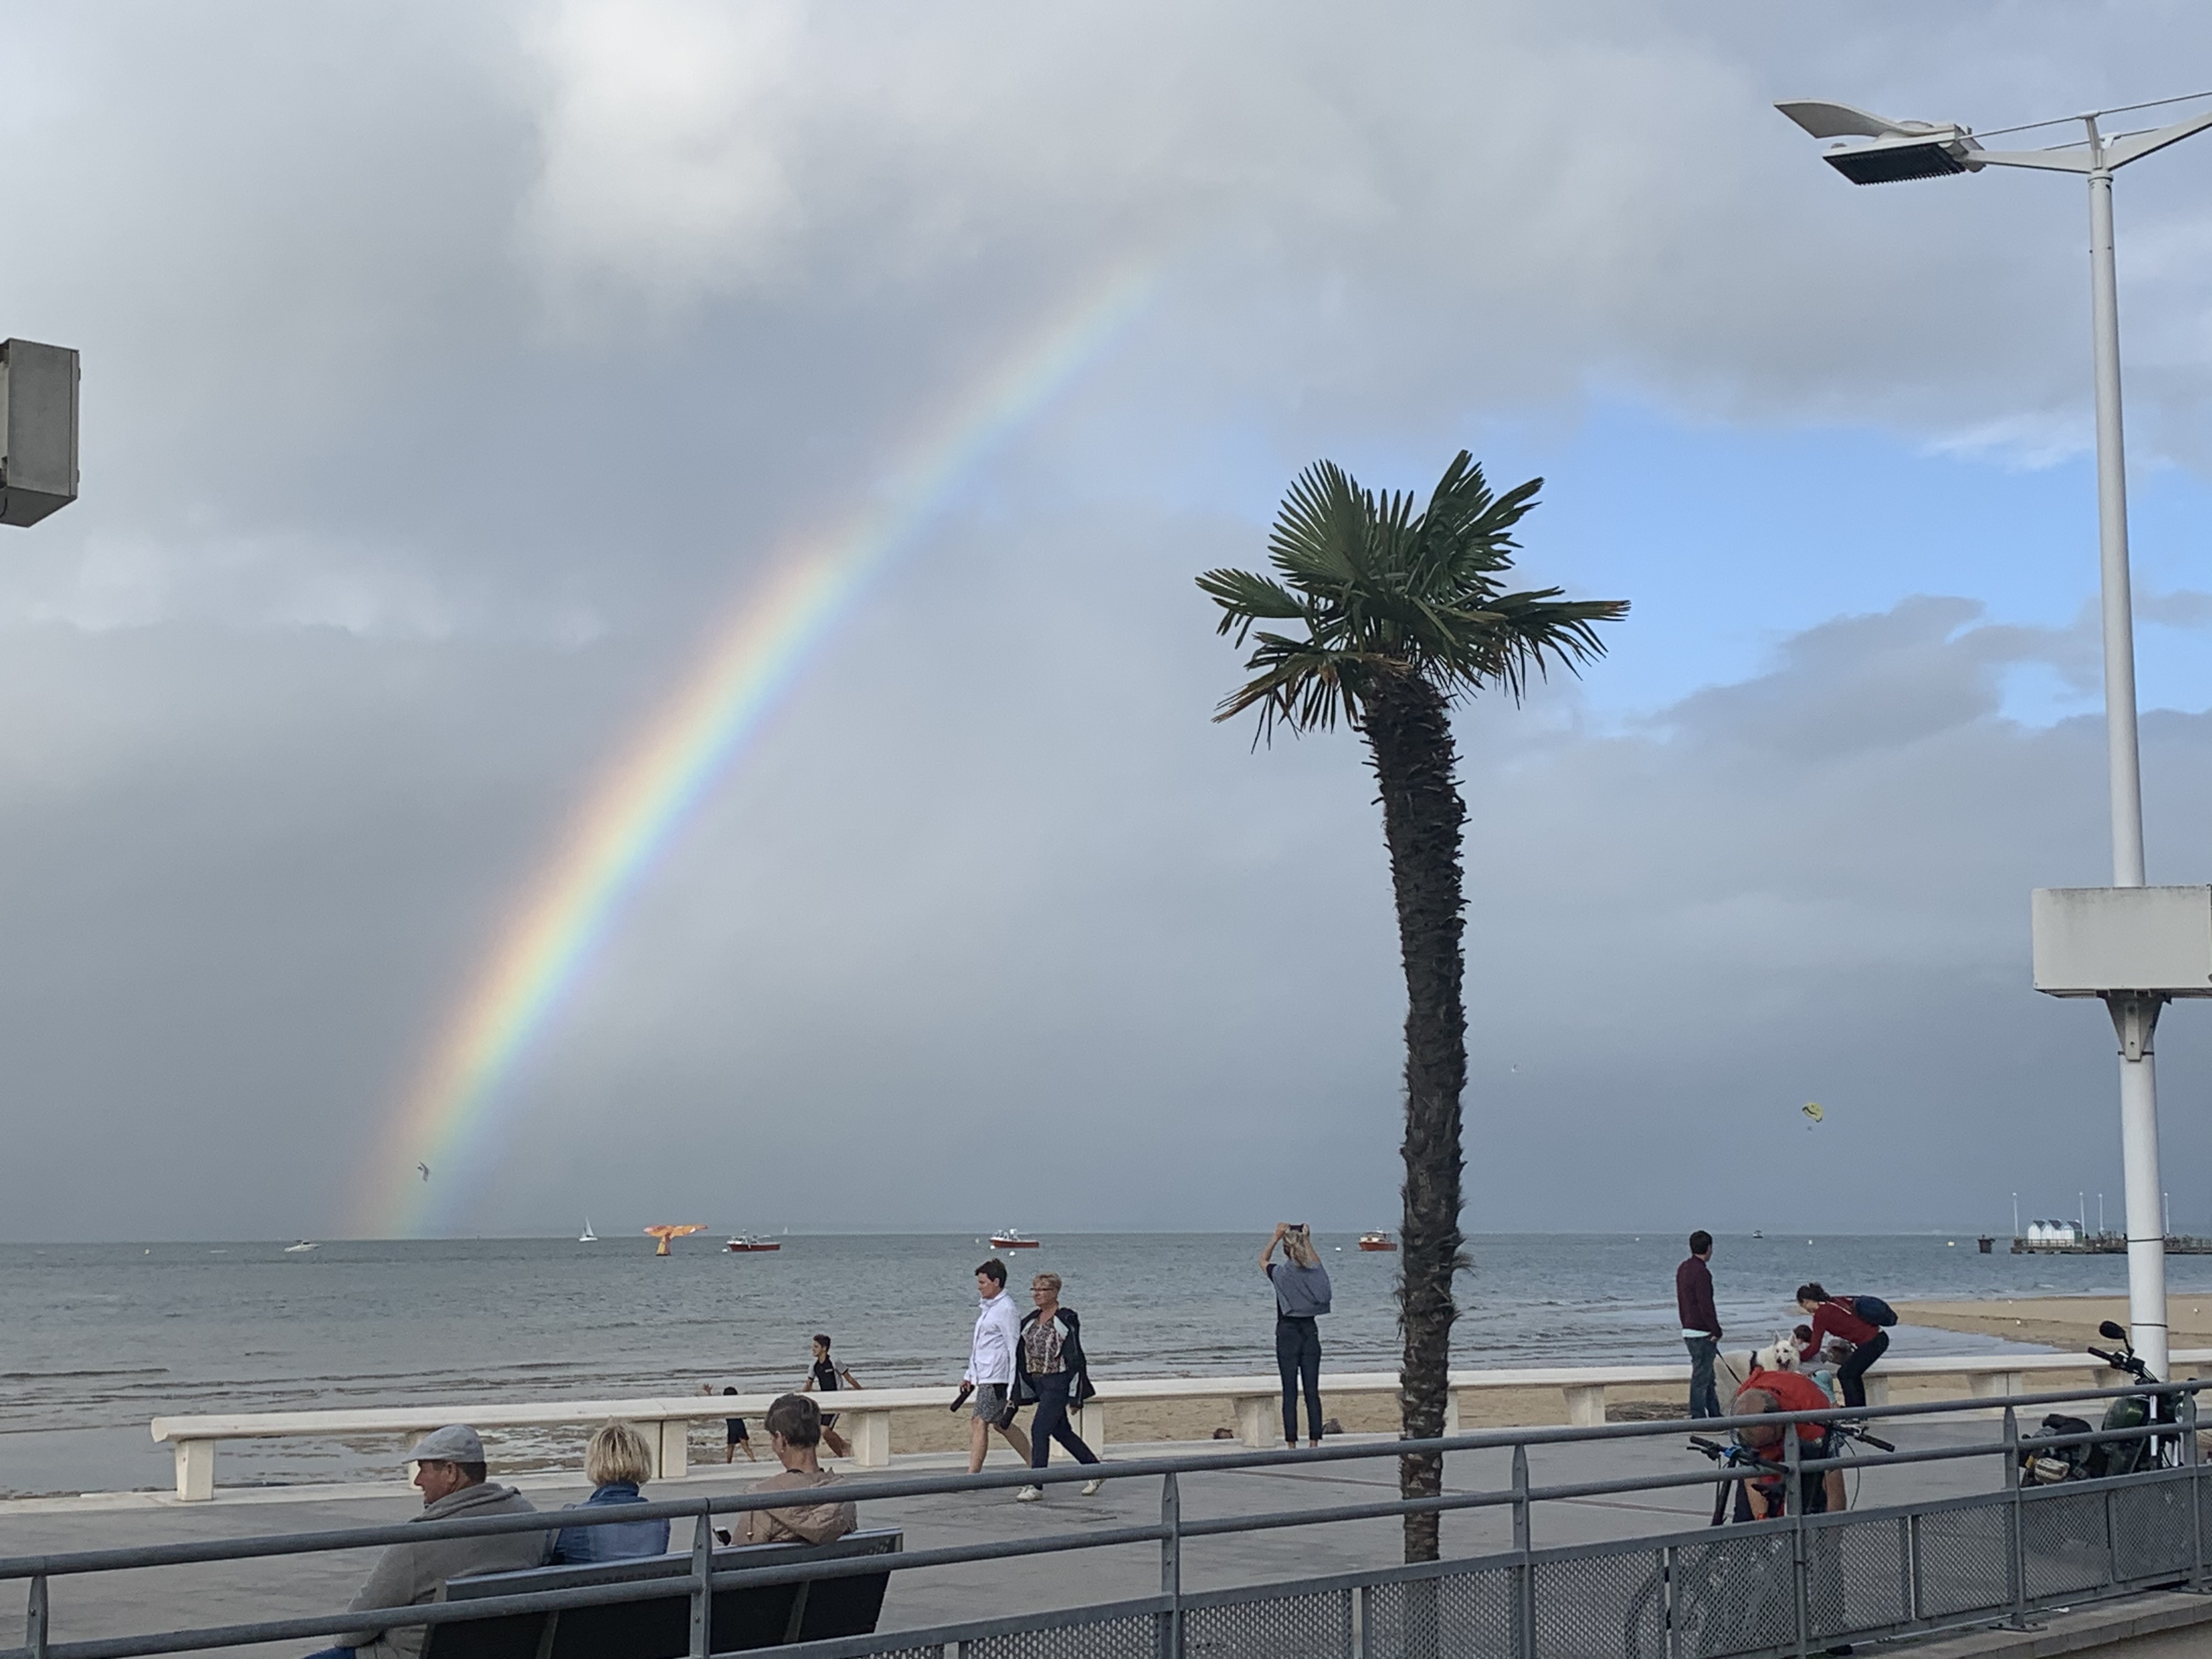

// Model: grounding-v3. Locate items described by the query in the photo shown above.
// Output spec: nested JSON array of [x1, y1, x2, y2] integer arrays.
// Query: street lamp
[[1778, 93, 2212, 1380]]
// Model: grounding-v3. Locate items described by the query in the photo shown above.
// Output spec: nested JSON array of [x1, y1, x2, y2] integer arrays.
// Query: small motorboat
[[1357, 1231, 1397, 1252], [283, 1240, 319, 1253], [989, 1229, 1041, 1249], [724, 1234, 782, 1253], [579, 1219, 597, 1242]]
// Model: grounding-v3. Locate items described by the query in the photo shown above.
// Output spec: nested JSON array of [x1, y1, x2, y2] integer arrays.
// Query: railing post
[[1513, 1441, 1533, 1659], [26, 1573, 47, 1659], [1160, 1471, 1181, 1659], [2003, 1405, 2029, 1627], [2186, 1385, 2206, 1589], [689, 1508, 713, 1658], [1785, 1427, 1808, 1659]]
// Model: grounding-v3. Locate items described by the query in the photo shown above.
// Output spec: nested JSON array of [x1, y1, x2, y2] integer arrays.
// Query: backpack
[[1848, 1294, 1898, 1328]]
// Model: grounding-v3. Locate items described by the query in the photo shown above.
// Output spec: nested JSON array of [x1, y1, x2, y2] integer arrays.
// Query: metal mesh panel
[[1669, 1531, 1795, 1659], [1532, 1549, 1665, 1659], [2112, 1477, 2195, 1582], [1184, 1588, 1350, 1659], [966, 1613, 1159, 1659], [854, 1647, 944, 1659], [1913, 1502, 2012, 1620], [2022, 1488, 2112, 1601], [1363, 1565, 1517, 1659], [1805, 1515, 1910, 1640]]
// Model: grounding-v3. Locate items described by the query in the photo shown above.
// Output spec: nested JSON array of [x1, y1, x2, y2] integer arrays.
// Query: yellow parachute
[[1802, 1102, 1825, 1127]]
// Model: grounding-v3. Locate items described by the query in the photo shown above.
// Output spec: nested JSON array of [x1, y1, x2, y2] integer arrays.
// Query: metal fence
[[4, 1381, 2207, 1659]]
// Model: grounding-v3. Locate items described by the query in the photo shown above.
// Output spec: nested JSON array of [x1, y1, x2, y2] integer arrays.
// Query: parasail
[[1802, 1102, 1824, 1127]]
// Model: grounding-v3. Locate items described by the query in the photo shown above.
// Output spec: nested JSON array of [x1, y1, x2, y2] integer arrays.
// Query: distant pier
[[2007, 1232, 2212, 1256]]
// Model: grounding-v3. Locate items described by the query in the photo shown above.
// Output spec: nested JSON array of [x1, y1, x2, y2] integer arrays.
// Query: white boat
[[989, 1228, 1040, 1249], [579, 1219, 597, 1243], [283, 1241, 318, 1253]]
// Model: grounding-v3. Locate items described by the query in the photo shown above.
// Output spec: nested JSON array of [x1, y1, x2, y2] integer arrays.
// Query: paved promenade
[[0, 1422, 2010, 1658]]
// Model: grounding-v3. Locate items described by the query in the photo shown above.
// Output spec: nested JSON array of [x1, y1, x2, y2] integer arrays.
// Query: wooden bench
[[422, 1528, 901, 1659]]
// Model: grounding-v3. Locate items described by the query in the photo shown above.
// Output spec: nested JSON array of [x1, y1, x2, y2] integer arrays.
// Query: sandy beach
[[1895, 1294, 2212, 1352]]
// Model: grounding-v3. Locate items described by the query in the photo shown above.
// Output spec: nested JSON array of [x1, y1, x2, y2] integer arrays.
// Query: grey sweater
[[334, 1482, 547, 1659], [1268, 1261, 1333, 1318]]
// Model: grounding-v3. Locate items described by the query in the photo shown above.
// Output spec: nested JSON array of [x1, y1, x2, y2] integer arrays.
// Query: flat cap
[[406, 1424, 486, 1464]]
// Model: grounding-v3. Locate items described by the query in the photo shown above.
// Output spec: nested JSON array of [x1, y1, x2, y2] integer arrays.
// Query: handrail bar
[[5, 1377, 2198, 1583]]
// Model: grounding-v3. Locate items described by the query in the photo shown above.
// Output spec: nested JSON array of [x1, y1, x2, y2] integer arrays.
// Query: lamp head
[[1775, 100, 1983, 184]]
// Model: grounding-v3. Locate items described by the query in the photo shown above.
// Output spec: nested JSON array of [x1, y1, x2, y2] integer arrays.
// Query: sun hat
[[406, 1424, 486, 1464]]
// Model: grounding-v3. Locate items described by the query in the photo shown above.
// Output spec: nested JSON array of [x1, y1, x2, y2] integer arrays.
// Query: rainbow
[[358, 266, 1156, 1236]]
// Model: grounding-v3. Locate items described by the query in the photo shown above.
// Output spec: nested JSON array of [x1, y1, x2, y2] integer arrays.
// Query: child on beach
[[701, 1384, 758, 1463]]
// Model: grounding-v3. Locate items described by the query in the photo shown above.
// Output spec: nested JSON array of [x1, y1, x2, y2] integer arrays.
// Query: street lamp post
[[1778, 94, 2212, 1380]]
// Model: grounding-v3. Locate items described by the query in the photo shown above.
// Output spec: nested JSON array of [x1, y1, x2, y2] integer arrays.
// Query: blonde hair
[[1283, 1225, 1321, 1269], [585, 1419, 653, 1487], [1031, 1271, 1062, 1294]]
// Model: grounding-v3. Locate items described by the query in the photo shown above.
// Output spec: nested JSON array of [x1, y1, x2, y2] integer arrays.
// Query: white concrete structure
[[146, 1350, 2212, 1501]]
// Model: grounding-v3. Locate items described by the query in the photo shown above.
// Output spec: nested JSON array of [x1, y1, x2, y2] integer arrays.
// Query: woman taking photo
[[1262, 1223, 1332, 1449], [1013, 1271, 1105, 1503], [1796, 1283, 1889, 1409]]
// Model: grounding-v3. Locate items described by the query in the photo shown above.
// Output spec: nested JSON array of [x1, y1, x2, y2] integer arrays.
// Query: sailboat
[[579, 1219, 597, 1243]]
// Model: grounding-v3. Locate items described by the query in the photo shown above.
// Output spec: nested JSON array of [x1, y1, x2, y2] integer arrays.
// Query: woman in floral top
[[1013, 1271, 1106, 1503]]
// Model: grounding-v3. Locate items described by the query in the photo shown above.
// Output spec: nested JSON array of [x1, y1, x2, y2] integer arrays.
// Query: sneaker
[[1013, 1485, 1043, 1502], [1080, 1478, 1104, 1497]]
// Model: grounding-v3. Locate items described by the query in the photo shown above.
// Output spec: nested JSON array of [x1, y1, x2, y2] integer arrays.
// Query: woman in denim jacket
[[550, 1420, 671, 1564]]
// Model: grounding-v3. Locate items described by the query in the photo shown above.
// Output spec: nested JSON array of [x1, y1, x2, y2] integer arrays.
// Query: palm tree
[[1199, 450, 1627, 1562]]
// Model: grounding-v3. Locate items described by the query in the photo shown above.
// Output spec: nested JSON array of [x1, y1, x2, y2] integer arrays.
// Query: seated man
[[740, 1394, 858, 1546], [304, 1425, 545, 1659], [1730, 1365, 1846, 1520]]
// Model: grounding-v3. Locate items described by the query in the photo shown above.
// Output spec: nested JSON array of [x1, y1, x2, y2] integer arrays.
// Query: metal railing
[[7, 1380, 2209, 1659]]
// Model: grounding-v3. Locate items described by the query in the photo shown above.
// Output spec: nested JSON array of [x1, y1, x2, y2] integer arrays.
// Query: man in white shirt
[[960, 1259, 1032, 1474]]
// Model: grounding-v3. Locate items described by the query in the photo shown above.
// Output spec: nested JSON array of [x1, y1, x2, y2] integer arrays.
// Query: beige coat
[[740, 1468, 857, 1546]]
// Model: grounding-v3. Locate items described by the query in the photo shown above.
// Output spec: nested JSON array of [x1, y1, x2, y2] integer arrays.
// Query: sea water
[[7, 1231, 2208, 1499]]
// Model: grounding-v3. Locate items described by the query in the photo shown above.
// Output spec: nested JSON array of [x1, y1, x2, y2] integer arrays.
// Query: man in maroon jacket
[[1677, 1232, 1722, 1419]]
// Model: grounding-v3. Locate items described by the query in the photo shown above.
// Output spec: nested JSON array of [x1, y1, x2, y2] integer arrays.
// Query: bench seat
[[425, 1528, 902, 1659]]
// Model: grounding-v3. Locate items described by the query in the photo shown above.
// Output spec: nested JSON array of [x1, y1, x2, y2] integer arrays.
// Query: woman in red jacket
[[1796, 1283, 1887, 1409]]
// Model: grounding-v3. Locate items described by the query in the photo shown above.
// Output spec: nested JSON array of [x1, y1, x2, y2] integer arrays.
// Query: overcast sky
[[4, 2, 2212, 1240]]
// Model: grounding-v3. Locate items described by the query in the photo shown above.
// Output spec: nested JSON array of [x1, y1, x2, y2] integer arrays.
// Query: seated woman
[[550, 1420, 670, 1564]]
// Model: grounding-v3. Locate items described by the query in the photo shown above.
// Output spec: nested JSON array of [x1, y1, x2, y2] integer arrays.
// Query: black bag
[[1850, 1294, 1899, 1327]]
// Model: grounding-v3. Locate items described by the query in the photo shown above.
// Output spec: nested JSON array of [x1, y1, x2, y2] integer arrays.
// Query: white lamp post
[[1778, 94, 2212, 1380]]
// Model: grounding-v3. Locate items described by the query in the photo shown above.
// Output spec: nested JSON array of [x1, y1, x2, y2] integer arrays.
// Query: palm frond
[[1200, 448, 1627, 733]]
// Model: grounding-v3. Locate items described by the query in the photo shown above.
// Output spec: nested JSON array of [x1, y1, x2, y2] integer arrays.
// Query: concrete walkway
[[0, 1421, 2014, 1657]]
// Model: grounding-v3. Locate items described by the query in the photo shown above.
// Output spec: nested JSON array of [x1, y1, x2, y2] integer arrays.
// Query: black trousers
[[1028, 1371, 1099, 1470], [1276, 1315, 1323, 1443], [1837, 1330, 1888, 1409]]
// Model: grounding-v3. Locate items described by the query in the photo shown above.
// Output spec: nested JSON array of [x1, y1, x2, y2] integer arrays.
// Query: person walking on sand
[[1261, 1223, 1332, 1448], [1012, 1271, 1105, 1503], [1797, 1283, 1892, 1410], [1677, 1232, 1723, 1419], [952, 1258, 1032, 1476], [802, 1333, 859, 1460]]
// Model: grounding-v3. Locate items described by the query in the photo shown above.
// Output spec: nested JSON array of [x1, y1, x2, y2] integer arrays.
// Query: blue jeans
[[1685, 1336, 1720, 1419], [302, 1649, 356, 1658], [1028, 1372, 1099, 1470]]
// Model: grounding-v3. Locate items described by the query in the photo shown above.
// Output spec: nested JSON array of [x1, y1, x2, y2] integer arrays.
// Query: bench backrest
[[425, 1529, 901, 1659]]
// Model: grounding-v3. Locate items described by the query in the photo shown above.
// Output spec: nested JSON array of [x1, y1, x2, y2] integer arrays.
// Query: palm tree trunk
[[1363, 669, 1468, 1565]]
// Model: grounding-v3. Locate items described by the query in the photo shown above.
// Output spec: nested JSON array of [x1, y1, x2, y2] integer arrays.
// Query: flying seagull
[[417, 1162, 431, 1181]]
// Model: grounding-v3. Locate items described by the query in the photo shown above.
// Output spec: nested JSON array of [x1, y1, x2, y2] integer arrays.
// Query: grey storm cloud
[[0, 3, 2207, 1237]]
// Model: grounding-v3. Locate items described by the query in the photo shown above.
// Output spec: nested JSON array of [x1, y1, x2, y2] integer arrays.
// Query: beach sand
[[1896, 1295, 2212, 1352]]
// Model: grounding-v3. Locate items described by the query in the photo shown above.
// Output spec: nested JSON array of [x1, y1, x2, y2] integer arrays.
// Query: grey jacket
[[334, 1482, 546, 1659], [1268, 1261, 1333, 1318]]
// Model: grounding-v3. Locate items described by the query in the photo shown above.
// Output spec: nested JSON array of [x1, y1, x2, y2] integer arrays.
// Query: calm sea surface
[[8, 1231, 2210, 1498]]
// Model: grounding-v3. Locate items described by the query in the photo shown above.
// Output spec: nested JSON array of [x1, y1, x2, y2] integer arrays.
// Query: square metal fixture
[[0, 338, 79, 527], [2032, 885, 2212, 997]]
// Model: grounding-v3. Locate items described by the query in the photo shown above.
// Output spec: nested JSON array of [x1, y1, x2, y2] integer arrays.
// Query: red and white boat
[[724, 1234, 782, 1253], [989, 1228, 1041, 1249], [1357, 1231, 1397, 1252]]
